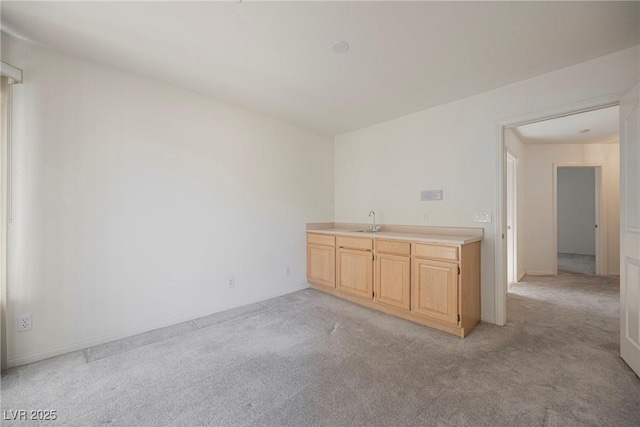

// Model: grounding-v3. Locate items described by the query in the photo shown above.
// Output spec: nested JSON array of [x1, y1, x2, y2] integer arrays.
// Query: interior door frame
[[552, 164, 605, 276], [0, 78, 8, 371], [494, 91, 625, 326], [0, 64, 21, 370], [506, 150, 518, 285]]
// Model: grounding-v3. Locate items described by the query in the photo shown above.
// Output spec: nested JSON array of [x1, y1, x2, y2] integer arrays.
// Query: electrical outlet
[[227, 277, 235, 288], [423, 212, 429, 222], [17, 315, 32, 332], [474, 212, 492, 223], [284, 267, 290, 276]]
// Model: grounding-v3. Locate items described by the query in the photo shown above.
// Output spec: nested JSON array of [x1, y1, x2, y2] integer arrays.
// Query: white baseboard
[[480, 314, 496, 324], [524, 270, 555, 276], [6, 283, 310, 368]]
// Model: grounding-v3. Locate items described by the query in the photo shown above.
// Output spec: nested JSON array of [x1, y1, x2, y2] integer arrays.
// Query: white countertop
[[307, 228, 482, 245]]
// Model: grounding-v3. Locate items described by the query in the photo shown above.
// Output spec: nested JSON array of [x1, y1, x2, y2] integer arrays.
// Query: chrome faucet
[[368, 211, 380, 232]]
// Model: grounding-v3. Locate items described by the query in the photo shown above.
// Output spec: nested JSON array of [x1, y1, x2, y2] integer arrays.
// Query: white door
[[506, 153, 517, 284], [620, 84, 640, 376]]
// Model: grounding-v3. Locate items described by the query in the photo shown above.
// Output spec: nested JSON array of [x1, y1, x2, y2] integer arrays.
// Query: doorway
[[555, 166, 599, 275], [495, 99, 621, 326]]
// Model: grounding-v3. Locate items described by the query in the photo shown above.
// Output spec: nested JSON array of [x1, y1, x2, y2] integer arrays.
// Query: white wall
[[504, 129, 526, 281], [524, 143, 619, 275], [335, 46, 637, 322], [557, 167, 596, 256], [2, 35, 334, 367]]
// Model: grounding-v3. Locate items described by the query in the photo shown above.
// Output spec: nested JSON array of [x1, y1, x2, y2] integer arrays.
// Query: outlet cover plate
[[420, 189, 443, 201], [474, 212, 492, 223], [18, 314, 32, 332]]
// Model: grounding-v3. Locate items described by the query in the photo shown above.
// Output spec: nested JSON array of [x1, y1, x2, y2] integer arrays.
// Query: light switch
[[474, 212, 492, 223]]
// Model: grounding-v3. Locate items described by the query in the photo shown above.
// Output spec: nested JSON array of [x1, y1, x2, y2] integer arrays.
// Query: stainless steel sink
[[351, 229, 380, 233]]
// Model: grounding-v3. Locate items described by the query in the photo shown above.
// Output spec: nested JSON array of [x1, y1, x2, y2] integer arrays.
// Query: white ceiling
[[1, 1, 638, 135], [514, 106, 620, 145]]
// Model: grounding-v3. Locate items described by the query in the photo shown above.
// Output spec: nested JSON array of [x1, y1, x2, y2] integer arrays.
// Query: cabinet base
[[309, 283, 477, 338]]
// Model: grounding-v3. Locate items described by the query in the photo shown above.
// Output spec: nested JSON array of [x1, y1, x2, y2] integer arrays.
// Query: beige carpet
[[557, 252, 596, 275], [1, 271, 639, 426]]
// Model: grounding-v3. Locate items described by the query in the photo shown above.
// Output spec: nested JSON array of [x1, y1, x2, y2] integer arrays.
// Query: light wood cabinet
[[376, 239, 411, 256], [335, 236, 373, 251], [375, 253, 410, 310], [307, 231, 481, 338], [374, 239, 411, 311], [307, 234, 335, 289], [336, 237, 374, 300], [308, 233, 336, 247], [413, 243, 458, 262], [411, 258, 459, 325]]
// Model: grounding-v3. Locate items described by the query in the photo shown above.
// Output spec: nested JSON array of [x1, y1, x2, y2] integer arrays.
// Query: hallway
[[557, 253, 596, 275]]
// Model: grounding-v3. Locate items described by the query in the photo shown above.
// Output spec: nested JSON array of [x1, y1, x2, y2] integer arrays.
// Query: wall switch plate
[[474, 212, 492, 223], [420, 189, 443, 201], [18, 315, 32, 332], [227, 277, 235, 288], [284, 267, 290, 276]]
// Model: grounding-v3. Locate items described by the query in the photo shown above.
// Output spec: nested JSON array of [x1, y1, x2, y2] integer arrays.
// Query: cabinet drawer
[[336, 236, 373, 251], [307, 233, 335, 246], [376, 239, 411, 256], [413, 243, 459, 261]]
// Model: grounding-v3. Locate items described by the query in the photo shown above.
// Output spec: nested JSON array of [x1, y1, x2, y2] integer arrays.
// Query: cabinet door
[[336, 248, 373, 299], [375, 253, 410, 310], [412, 258, 459, 325], [307, 244, 335, 288]]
